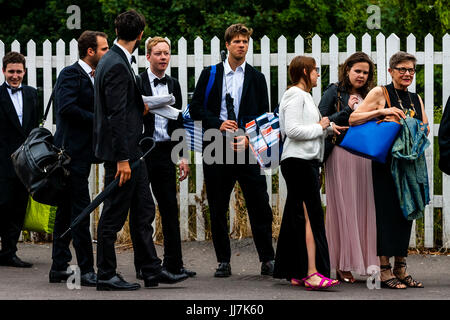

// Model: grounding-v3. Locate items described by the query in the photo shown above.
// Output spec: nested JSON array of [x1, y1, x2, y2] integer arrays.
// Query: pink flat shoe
[[290, 278, 304, 286], [301, 272, 340, 291]]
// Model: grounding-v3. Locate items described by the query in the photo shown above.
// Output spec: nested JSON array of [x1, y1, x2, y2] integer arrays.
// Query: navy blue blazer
[[54, 61, 98, 165], [189, 62, 270, 130], [93, 45, 145, 162], [137, 70, 184, 148]]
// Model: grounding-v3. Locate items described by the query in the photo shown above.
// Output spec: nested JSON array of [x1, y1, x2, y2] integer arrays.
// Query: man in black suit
[[136, 37, 195, 278], [190, 24, 275, 277], [439, 96, 450, 175], [49, 31, 109, 286], [0, 52, 39, 268], [93, 10, 188, 290]]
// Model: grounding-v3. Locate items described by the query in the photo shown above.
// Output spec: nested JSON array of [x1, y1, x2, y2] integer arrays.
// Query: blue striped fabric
[[182, 65, 217, 152]]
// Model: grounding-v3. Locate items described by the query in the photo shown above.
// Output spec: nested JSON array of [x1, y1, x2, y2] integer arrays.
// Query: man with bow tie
[[0, 52, 39, 268], [49, 31, 109, 287], [135, 37, 195, 279]]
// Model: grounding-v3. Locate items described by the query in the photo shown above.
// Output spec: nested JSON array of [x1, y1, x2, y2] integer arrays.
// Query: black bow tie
[[154, 76, 167, 87], [6, 85, 22, 94], [131, 56, 136, 64]]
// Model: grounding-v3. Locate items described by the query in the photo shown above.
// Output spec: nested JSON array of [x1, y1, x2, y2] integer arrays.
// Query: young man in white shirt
[[0, 52, 39, 268], [49, 31, 109, 286], [190, 24, 275, 278], [136, 37, 195, 278]]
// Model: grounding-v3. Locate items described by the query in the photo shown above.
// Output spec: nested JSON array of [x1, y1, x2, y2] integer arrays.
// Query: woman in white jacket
[[273, 56, 345, 290]]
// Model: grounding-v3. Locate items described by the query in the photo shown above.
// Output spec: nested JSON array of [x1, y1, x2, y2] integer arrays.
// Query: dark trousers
[[51, 163, 94, 274], [0, 177, 28, 261], [141, 141, 183, 273], [203, 161, 275, 263], [273, 157, 330, 281], [97, 160, 161, 280]]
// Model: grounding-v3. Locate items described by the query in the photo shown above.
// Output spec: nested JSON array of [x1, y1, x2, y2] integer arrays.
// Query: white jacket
[[279, 86, 332, 162]]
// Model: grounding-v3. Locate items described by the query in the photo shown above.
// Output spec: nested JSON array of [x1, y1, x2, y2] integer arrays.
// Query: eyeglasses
[[393, 67, 415, 75], [315, 67, 320, 73]]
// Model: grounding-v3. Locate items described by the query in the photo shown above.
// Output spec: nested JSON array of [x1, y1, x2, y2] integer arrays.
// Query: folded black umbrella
[[59, 137, 156, 239]]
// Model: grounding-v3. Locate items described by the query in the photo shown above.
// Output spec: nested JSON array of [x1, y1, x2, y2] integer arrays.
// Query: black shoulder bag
[[11, 88, 71, 206]]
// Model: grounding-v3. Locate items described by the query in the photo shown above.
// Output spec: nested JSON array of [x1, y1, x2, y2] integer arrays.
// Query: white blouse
[[279, 86, 333, 162]]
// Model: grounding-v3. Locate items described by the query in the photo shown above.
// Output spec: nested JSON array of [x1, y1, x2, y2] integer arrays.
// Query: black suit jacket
[[0, 82, 40, 179], [54, 62, 98, 164], [137, 70, 183, 144], [439, 96, 450, 175], [93, 45, 145, 162], [189, 62, 270, 130]]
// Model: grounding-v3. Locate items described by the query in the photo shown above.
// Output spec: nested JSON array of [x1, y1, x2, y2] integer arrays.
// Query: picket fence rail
[[1, 32, 449, 249]]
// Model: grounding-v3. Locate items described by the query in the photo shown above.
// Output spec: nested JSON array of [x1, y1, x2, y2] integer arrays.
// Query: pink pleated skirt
[[325, 146, 379, 275]]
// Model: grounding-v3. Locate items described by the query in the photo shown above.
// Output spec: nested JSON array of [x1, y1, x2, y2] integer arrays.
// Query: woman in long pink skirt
[[319, 52, 379, 282]]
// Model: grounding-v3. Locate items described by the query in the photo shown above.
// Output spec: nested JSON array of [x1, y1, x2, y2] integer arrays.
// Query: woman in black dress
[[349, 52, 428, 289]]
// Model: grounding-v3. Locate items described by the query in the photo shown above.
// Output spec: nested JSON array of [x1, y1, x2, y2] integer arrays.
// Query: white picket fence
[[2, 33, 449, 249]]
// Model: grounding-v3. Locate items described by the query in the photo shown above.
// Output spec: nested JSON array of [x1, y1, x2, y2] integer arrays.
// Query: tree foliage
[[1, 0, 449, 52]]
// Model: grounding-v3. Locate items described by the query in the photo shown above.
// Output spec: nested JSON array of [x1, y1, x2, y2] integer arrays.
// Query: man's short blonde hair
[[146, 37, 171, 54]]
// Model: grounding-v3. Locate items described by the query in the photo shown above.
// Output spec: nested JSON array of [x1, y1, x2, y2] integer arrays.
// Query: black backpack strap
[[41, 87, 56, 126]]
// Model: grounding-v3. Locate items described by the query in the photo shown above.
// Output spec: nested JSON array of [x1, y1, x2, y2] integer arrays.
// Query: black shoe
[[97, 274, 141, 291], [49, 269, 74, 283], [165, 266, 197, 277], [0, 256, 33, 268], [261, 260, 275, 276], [144, 269, 189, 288], [81, 272, 97, 287], [136, 270, 143, 280], [180, 267, 197, 277], [214, 262, 231, 278]]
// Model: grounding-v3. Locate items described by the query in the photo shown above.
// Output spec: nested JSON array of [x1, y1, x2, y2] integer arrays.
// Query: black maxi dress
[[372, 83, 424, 257]]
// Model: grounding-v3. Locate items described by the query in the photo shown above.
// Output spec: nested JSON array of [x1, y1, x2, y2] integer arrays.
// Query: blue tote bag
[[339, 86, 402, 163]]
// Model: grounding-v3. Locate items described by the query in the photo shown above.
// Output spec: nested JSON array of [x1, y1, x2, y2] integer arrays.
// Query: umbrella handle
[[139, 137, 156, 160]]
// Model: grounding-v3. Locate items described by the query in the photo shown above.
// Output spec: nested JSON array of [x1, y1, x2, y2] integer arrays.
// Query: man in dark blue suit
[[0, 52, 40, 268], [190, 24, 275, 278], [93, 10, 188, 290], [49, 31, 109, 286]]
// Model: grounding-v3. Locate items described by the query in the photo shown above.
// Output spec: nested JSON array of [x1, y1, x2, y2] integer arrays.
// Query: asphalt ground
[[1, 239, 449, 301]]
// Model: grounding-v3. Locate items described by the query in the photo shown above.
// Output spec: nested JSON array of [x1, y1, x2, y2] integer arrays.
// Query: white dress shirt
[[6, 83, 24, 125], [147, 69, 171, 142], [78, 59, 94, 85], [219, 59, 246, 121]]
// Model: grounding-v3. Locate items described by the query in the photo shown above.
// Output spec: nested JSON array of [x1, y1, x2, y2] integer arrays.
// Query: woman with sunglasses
[[319, 52, 379, 284], [349, 51, 429, 289], [273, 56, 345, 290]]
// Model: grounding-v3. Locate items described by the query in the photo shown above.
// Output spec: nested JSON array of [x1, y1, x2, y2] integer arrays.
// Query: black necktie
[[131, 55, 136, 64], [7, 85, 23, 94], [154, 76, 167, 87]]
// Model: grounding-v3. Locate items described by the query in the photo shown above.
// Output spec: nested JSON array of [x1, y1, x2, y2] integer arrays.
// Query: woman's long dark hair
[[338, 52, 375, 98]]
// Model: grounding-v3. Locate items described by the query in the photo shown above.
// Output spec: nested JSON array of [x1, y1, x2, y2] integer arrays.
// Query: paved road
[[0, 239, 449, 300]]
